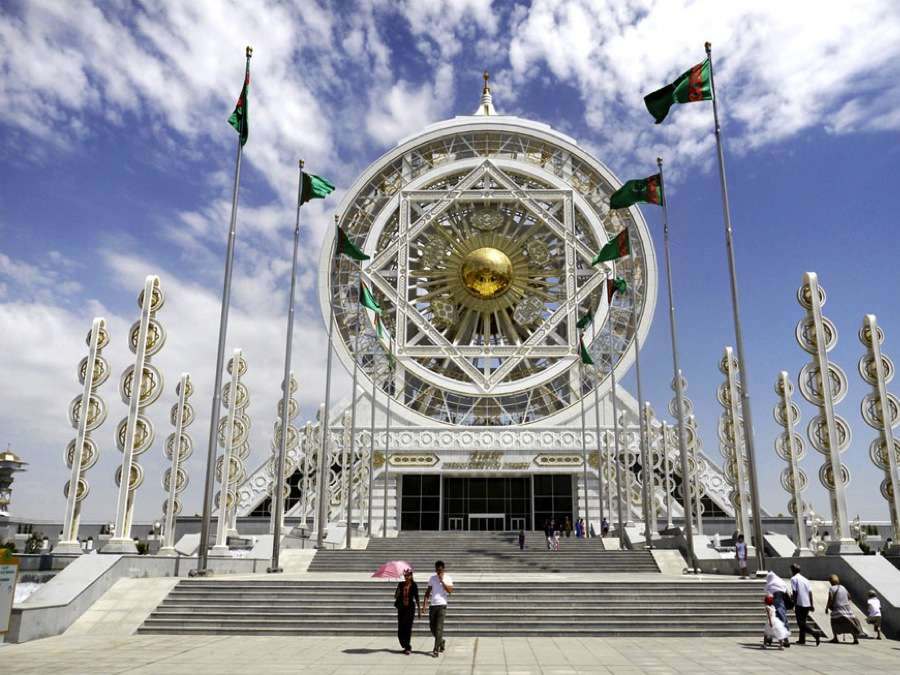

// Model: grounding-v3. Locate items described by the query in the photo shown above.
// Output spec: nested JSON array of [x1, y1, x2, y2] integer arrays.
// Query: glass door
[[448, 517, 464, 531]]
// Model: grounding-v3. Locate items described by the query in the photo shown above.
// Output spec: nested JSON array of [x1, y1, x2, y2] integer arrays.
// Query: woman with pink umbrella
[[374, 560, 420, 655]]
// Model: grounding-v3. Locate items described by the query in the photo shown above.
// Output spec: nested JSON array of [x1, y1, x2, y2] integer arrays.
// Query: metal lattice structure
[[320, 118, 657, 426]]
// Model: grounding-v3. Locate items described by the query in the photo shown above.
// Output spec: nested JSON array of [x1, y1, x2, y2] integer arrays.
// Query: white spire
[[473, 70, 496, 116]]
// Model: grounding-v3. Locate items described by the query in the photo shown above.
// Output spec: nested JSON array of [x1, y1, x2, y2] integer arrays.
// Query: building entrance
[[399, 474, 574, 531]]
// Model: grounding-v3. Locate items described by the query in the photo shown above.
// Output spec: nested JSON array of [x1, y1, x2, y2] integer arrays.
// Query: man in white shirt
[[790, 563, 821, 646], [423, 560, 454, 658]]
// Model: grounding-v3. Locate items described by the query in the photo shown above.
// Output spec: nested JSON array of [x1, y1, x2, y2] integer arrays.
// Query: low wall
[[5, 553, 265, 643]]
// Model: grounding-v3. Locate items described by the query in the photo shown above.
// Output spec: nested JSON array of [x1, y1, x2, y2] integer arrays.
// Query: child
[[866, 590, 882, 639], [735, 534, 749, 579], [763, 594, 789, 649]]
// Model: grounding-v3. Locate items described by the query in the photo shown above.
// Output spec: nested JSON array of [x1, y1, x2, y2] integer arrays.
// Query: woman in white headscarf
[[765, 571, 791, 646]]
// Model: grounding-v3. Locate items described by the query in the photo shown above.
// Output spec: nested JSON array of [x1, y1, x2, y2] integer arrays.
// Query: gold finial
[[298, 159, 305, 169], [482, 70, 490, 93], [246, 46, 253, 58], [657, 157, 663, 167], [704, 41, 711, 54], [334, 213, 340, 225]]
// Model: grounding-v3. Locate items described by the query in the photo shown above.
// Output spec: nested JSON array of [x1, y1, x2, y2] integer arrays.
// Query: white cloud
[[507, 0, 900, 174]]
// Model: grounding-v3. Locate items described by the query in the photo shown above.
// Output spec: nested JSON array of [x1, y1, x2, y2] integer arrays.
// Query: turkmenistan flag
[[610, 175, 663, 209], [607, 277, 627, 303], [644, 59, 712, 124], [591, 229, 630, 265], [336, 226, 369, 261], [576, 309, 593, 330], [360, 282, 382, 314], [228, 67, 250, 146], [579, 337, 594, 366], [300, 173, 335, 205]]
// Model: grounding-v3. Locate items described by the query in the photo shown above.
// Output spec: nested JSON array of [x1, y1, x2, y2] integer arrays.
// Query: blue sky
[[2, 0, 900, 524]]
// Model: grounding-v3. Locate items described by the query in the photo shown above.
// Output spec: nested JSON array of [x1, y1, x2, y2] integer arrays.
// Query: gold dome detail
[[460, 247, 513, 299]]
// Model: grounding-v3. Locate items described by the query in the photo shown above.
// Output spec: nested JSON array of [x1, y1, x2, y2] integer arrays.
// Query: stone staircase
[[308, 531, 660, 574], [139, 578, 776, 637]]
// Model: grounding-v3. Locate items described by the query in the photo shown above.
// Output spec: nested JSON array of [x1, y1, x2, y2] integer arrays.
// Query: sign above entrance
[[443, 451, 529, 471]]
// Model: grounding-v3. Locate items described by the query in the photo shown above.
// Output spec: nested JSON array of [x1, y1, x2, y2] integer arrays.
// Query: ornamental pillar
[[57, 318, 110, 554], [773, 371, 812, 555], [718, 347, 751, 539], [159, 374, 193, 556]]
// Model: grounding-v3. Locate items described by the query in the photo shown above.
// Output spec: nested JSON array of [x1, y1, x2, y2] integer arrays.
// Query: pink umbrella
[[372, 560, 413, 580]]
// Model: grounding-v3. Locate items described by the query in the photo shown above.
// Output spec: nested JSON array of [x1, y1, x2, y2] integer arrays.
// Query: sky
[[2, 0, 900, 525]]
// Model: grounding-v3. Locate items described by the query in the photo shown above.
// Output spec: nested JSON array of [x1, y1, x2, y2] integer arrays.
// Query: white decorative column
[[340, 409, 353, 532], [670, 372, 703, 533], [643, 402, 659, 535], [159, 374, 193, 556], [57, 318, 110, 554], [718, 347, 751, 539], [687, 414, 705, 536], [774, 371, 811, 556], [269, 373, 299, 535], [795, 273, 858, 553], [107, 276, 165, 553], [212, 349, 248, 555], [661, 422, 675, 530], [858, 315, 900, 552]]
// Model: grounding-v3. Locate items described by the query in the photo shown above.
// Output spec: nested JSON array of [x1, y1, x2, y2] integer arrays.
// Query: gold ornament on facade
[[129, 318, 166, 356], [461, 247, 513, 299], [117, 415, 155, 455], [65, 438, 99, 471], [120, 364, 164, 407], [115, 462, 144, 490], [63, 477, 90, 502], [79, 355, 110, 389], [68, 394, 108, 431]]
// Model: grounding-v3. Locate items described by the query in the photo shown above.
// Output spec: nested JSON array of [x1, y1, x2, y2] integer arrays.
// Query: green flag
[[610, 175, 663, 209], [576, 310, 593, 330], [301, 173, 335, 205], [360, 282, 382, 314], [579, 336, 594, 366], [227, 65, 250, 146], [336, 226, 369, 261], [591, 229, 630, 266], [644, 59, 712, 124], [607, 277, 627, 303]]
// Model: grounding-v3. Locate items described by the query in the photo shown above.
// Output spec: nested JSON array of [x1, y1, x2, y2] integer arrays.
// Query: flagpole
[[382, 357, 394, 538], [656, 157, 697, 570], [629, 244, 651, 548], [345, 288, 364, 550], [663, 423, 674, 530], [267, 160, 304, 572], [705, 42, 765, 569], [592, 362, 604, 525], [607, 285, 625, 549], [316, 215, 340, 548], [367, 355, 378, 536], [578, 359, 592, 537], [196, 46, 251, 575]]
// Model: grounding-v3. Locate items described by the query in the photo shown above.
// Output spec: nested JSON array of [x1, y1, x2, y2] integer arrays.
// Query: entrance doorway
[[510, 517, 526, 531], [448, 517, 464, 531], [468, 513, 505, 531]]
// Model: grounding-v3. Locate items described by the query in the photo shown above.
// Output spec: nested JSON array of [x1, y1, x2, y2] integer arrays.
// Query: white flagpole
[[706, 41, 765, 569], [269, 161, 305, 572], [315, 215, 340, 548], [197, 46, 251, 575]]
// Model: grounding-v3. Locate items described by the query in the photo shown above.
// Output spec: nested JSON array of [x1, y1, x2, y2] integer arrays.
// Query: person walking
[[790, 564, 821, 646], [518, 528, 525, 551], [825, 574, 864, 644], [601, 517, 609, 538], [763, 595, 790, 649], [544, 520, 553, 550], [765, 571, 791, 646], [866, 590, 882, 639], [552, 523, 561, 551], [564, 516, 572, 538], [394, 568, 420, 655], [423, 560, 454, 658], [735, 534, 749, 579]]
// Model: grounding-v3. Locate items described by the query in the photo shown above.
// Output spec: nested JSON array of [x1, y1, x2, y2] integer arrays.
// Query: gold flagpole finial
[[482, 70, 490, 93], [298, 159, 305, 169], [704, 41, 711, 54], [657, 157, 663, 167], [334, 213, 340, 226], [246, 45, 253, 58]]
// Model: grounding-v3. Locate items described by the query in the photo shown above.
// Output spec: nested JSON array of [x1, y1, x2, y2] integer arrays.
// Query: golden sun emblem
[[460, 247, 513, 299]]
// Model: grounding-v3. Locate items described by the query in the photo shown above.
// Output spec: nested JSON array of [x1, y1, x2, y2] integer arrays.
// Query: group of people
[[762, 564, 883, 649], [393, 559, 454, 657]]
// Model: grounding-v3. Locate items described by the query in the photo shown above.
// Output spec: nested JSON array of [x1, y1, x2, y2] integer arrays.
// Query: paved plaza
[[2, 633, 898, 674]]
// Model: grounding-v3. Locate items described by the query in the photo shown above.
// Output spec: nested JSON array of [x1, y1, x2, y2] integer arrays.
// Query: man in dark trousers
[[790, 563, 822, 646], [423, 559, 454, 658]]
